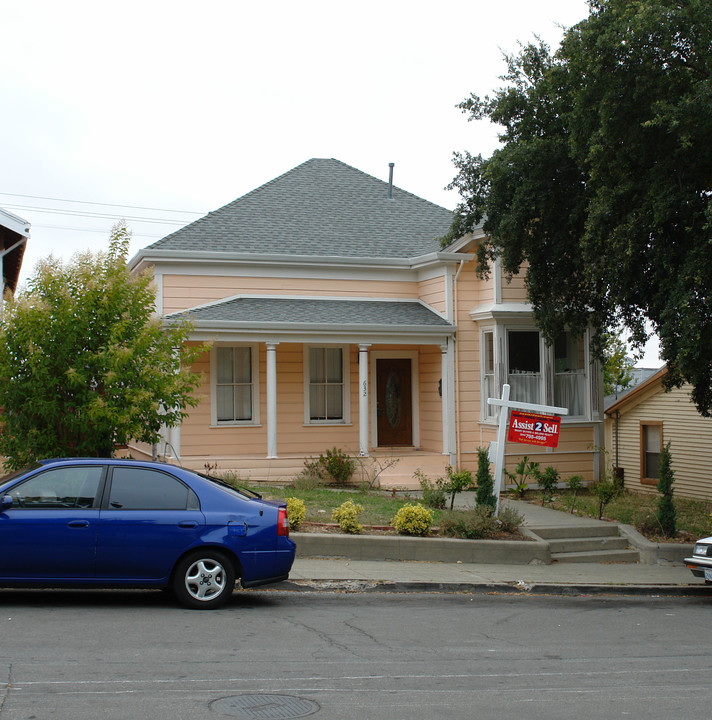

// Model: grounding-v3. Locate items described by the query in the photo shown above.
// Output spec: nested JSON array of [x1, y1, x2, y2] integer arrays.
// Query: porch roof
[[168, 296, 455, 342]]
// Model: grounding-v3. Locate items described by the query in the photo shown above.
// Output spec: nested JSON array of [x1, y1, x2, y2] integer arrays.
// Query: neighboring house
[[128, 159, 604, 486], [0, 208, 30, 297], [604, 366, 712, 500]]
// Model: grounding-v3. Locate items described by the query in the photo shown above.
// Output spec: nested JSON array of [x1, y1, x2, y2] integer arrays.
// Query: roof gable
[[148, 159, 454, 260]]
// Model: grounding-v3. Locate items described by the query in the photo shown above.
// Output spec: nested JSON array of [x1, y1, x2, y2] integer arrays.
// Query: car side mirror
[[0, 495, 13, 511]]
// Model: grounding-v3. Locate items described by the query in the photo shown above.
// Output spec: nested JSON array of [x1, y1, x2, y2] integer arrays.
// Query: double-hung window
[[641, 422, 662, 484], [306, 346, 347, 423], [214, 346, 256, 425], [482, 331, 497, 420]]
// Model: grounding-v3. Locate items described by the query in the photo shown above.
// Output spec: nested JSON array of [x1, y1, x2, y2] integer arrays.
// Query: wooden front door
[[376, 358, 412, 446]]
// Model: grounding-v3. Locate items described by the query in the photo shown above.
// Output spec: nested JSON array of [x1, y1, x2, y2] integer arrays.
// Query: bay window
[[480, 326, 591, 421]]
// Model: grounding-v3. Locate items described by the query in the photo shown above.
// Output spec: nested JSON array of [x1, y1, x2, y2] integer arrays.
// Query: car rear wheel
[[172, 550, 235, 609]]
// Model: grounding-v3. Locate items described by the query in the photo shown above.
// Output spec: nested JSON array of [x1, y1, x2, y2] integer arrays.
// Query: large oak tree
[[444, 0, 712, 413]]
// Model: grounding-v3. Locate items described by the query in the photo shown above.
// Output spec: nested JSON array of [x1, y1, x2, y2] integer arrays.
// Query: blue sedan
[[0, 458, 296, 609]]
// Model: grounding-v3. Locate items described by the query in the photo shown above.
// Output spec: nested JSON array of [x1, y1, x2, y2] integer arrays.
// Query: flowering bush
[[332, 500, 364, 534], [286, 497, 306, 530], [390, 503, 433, 536]]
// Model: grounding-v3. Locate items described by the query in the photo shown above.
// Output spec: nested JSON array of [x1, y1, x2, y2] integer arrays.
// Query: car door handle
[[178, 521, 198, 528], [67, 520, 90, 528]]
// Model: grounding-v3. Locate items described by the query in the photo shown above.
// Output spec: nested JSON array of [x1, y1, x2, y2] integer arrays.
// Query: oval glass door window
[[385, 371, 402, 428]]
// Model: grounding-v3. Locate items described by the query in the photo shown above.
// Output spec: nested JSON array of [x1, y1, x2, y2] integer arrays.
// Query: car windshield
[[0, 463, 42, 491], [198, 472, 261, 500]]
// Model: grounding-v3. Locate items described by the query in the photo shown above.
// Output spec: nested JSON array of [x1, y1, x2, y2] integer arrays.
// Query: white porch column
[[441, 339, 456, 462], [167, 423, 181, 459], [358, 344, 371, 456], [266, 342, 279, 458]]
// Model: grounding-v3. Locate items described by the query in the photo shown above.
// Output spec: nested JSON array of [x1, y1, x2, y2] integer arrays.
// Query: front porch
[[126, 443, 451, 490]]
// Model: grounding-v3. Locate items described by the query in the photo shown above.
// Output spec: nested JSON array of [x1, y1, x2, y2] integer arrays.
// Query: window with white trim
[[554, 332, 587, 417], [641, 422, 662, 484], [214, 346, 257, 424], [306, 346, 347, 423], [507, 330, 542, 404], [482, 331, 496, 420]]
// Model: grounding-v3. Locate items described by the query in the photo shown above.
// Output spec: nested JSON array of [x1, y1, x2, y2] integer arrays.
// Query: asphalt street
[[0, 588, 710, 720]]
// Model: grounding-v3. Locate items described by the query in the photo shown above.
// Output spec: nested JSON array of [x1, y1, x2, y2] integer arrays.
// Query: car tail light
[[277, 506, 290, 536]]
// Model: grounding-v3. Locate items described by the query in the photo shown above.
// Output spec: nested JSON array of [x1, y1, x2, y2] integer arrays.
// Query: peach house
[[128, 159, 604, 487]]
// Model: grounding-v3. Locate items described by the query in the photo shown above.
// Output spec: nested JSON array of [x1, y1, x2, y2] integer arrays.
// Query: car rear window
[[108, 467, 200, 510], [199, 473, 259, 500]]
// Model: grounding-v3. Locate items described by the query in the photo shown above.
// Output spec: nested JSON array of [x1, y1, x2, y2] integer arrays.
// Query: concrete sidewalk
[[277, 497, 710, 597]]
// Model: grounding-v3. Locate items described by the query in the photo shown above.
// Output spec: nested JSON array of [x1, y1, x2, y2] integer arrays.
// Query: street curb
[[270, 579, 712, 597]]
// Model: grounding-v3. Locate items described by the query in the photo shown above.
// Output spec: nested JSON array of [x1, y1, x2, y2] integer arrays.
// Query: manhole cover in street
[[210, 694, 320, 719]]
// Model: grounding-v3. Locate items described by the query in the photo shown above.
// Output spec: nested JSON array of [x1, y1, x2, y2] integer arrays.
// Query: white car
[[685, 536, 712, 582]]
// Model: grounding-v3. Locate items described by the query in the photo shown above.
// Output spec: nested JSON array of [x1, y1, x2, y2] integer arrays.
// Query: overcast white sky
[[0, 0, 661, 365]]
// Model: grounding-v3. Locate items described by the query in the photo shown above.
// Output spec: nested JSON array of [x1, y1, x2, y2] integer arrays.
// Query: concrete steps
[[531, 524, 640, 564]]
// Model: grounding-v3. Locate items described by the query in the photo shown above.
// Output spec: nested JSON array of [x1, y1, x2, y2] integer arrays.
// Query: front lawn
[[255, 485, 445, 528], [530, 489, 712, 541]]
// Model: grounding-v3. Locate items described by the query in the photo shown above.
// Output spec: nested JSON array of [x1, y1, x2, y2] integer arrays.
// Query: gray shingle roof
[[149, 159, 454, 259], [170, 297, 452, 329]]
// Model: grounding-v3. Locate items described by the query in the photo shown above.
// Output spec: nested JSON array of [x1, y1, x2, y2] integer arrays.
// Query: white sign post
[[487, 384, 569, 515]]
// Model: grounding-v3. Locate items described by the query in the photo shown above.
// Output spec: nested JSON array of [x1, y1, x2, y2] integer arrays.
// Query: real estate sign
[[507, 411, 561, 448]]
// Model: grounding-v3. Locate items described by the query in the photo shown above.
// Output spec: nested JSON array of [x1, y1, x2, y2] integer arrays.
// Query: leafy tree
[[444, 0, 712, 414], [656, 442, 676, 537], [602, 330, 634, 396], [0, 224, 204, 469]]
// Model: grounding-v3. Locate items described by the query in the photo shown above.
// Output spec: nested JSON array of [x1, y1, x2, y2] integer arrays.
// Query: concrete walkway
[[278, 496, 708, 597]]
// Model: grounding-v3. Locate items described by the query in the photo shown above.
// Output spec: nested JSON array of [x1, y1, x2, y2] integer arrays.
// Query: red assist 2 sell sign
[[507, 411, 561, 448]]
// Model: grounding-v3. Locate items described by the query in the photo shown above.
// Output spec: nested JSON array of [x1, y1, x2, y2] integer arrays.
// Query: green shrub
[[497, 505, 524, 533], [319, 447, 356, 485], [416, 469, 447, 509], [537, 466, 560, 505], [390, 503, 433, 536], [566, 474, 584, 513], [286, 497, 306, 530], [440, 504, 524, 539], [656, 442, 676, 537], [475, 447, 496, 511], [505, 456, 539, 498], [292, 465, 326, 490], [440, 506, 498, 539], [332, 499, 364, 534], [444, 465, 474, 510], [591, 477, 621, 519]]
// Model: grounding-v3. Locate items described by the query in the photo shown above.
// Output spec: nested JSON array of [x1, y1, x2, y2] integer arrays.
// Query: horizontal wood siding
[[162, 275, 419, 314], [608, 383, 712, 499], [418, 345, 442, 452], [500, 269, 528, 304], [418, 275, 446, 315], [455, 255, 483, 459]]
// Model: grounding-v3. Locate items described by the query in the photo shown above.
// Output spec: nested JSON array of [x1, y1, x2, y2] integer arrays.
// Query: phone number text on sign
[[507, 411, 561, 448]]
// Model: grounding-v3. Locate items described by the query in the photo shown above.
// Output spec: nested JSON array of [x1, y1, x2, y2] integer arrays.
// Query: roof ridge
[[324, 158, 451, 212]]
